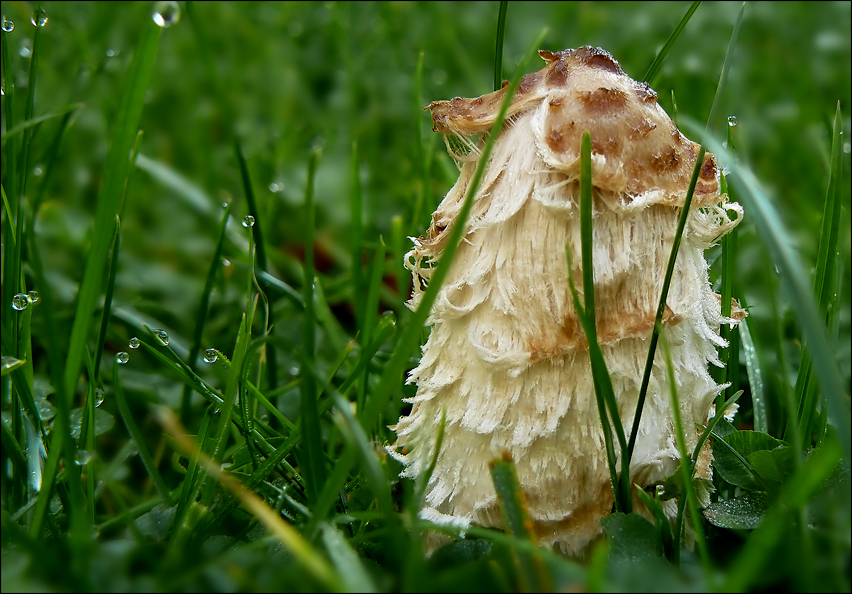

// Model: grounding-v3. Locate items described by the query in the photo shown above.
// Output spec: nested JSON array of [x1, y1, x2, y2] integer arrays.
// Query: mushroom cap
[[429, 46, 721, 206]]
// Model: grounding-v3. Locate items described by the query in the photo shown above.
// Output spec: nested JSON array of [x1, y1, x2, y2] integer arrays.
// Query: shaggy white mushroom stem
[[390, 46, 744, 556]]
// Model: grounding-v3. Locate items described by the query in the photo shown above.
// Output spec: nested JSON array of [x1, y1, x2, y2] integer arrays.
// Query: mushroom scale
[[390, 46, 743, 556]]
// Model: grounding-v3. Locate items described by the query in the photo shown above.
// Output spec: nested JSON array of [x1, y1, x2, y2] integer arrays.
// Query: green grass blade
[[18, 3, 43, 201], [113, 361, 173, 504], [659, 329, 712, 580], [575, 131, 631, 512], [494, 1, 509, 91], [688, 127, 851, 463], [350, 140, 364, 329], [299, 150, 325, 503], [62, 20, 160, 410], [93, 217, 121, 383], [722, 438, 842, 591], [643, 1, 702, 84], [363, 29, 548, 433], [565, 243, 626, 512], [739, 314, 767, 433], [202, 311, 252, 505], [0, 102, 83, 145], [356, 240, 386, 414], [628, 2, 745, 462], [490, 454, 551, 592], [181, 202, 231, 424]]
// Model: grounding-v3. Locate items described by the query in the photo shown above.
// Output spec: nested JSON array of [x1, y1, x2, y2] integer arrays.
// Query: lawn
[[1, 1, 850, 592]]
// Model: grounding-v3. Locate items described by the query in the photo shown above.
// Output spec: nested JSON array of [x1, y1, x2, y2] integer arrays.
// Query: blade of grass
[[357, 240, 386, 414], [299, 149, 325, 504], [113, 360, 174, 504], [792, 103, 844, 448], [157, 406, 342, 591], [181, 202, 231, 425], [62, 18, 160, 422], [490, 453, 551, 592], [0, 103, 83, 145], [494, 1, 509, 91], [739, 311, 767, 433], [202, 310, 253, 506], [659, 329, 712, 580], [574, 130, 632, 512], [362, 29, 548, 433], [684, 123, 851, 462], [627, 2, 745, 464], [565, 242, 625, 512], [643, 1, 702, 85], [350, 140, 364, 329], [722, 437, 842, 592]]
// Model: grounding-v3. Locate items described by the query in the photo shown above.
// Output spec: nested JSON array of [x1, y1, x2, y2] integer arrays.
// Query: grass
[[1, 1, 850, 592]]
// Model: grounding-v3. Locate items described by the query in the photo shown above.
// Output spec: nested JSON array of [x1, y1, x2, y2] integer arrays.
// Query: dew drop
[[33, 165, 44, 177], [153, 329, 170, 345], [129, 337, 141, 349], [12, 293, 29, 310], [269, 182, 283, 193], [242, 215, 255, 228], [727, 115, 737, 127], [203, 348, 219, 364], [221, 258, 231, 267], [655, 484, 665, 496], [222, 201, 229, 208], [26, 290, 39, 304], [75, 450, 92, 466], [31, 8, 48, 28], [49, 496, 63, 514], [152, 1, 181, 28], [90, 524, 101, 540], [19, 43, 31, 59], [116, 352, 130, 365], [94, 388, 105, 408], [1, 17, 14, 32], [843, 142, 851, 154], [105, 48, 117, 58]]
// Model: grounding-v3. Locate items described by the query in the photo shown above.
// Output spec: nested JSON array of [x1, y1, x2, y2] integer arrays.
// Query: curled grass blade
[[363, 29, 548, 433], [628, 2, 745, 463]]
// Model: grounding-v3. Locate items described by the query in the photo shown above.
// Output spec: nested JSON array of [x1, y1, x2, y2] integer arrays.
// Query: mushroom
[[390, 47, 743, 555]]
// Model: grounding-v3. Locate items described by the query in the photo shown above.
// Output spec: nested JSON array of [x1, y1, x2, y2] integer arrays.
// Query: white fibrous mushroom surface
[[389, 46, 744, 556]]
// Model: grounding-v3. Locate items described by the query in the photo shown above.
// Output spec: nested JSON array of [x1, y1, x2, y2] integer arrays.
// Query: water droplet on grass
[[26, 290, 39, 303], [19, 39, 31, 58], [33, 165, 44, 177], [152, 1, 180, 27], [116, 352, 130, 365], [12, 294, 29, 310], [727, 115, 737, 127], [75, 450, 92, 466], [203, 349, 218, 363], [31, 9, 48, 27], [269, 182, 283, 193], [94, 388, 105, 407], [2, 17, 14, 32], [843, 142, 851, 154], [106, 48, 117, 57], [242, 215, 255, 228], [129, 337, 141, 349], [153, 329, 169, 345]]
